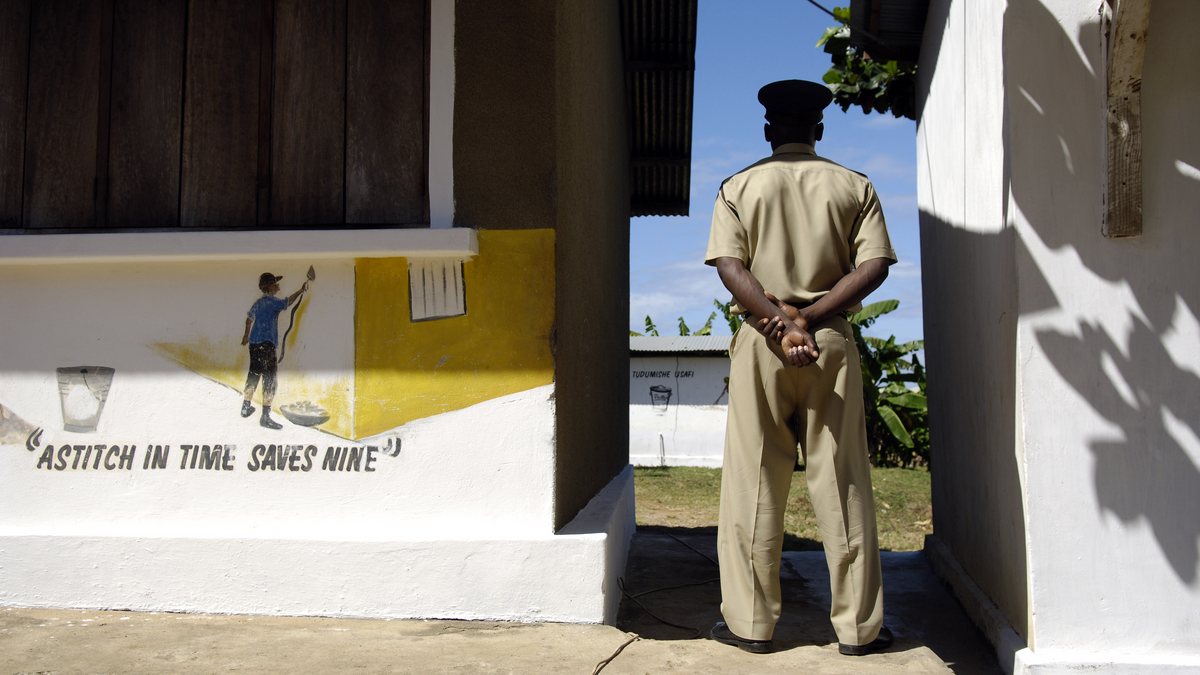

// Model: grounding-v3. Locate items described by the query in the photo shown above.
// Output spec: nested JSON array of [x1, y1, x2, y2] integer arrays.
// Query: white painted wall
[[918, 0, 1030, 647], [0, 458, 635, 625], [0, 342, 635, 625], [1013, 0, 1200, 659], [0, 0, 638, 624], [920, 0, 1200, 670], [629, 355, 728, 467], [0, 260, 556, 534], [912, 0, 1027, 648], [0, 255, 636, 622]]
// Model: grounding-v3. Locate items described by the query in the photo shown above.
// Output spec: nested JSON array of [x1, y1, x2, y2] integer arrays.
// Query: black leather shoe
[[710, 622, 772, 654], [838, 626, 893, 656]]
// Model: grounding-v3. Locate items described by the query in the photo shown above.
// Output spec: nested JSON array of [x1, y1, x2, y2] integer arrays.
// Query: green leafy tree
[[846, 300, 928, 467], [633, 309, 719, 337], [816, 7, 918, 120], [677, 312, 717, 337], [715, 299, 743, 334], [629, 315, 660, 337]]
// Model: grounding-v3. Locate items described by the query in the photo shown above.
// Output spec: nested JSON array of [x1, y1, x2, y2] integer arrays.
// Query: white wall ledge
[[0, 467, 635, 625], [0, 227, 478, 265]]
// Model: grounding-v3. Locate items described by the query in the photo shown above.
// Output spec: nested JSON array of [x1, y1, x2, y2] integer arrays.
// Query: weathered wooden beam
[[180, 0, 263, 227], [0, 0, 31, 228], [1104, 0, 1151, 238]]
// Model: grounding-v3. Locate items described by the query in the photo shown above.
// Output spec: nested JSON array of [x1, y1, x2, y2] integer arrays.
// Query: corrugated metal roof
[[630, 335, 731, 353], [621, 0, 697, 217]]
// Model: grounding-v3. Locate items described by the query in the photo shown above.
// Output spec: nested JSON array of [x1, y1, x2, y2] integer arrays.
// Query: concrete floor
[[617, 528, 1002, 675], [0, 530, 1001, 675]]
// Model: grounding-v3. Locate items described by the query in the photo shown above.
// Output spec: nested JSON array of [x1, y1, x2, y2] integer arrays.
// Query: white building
[[0, 0, 698, 627], [629, 335, 730, 467], [913, 0, 1200, 672]]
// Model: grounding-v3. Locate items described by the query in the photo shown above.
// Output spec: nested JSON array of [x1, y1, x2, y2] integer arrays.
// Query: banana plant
[[630, 316, 660, 337], [715, 298, 743, 334], [630, 307, 721, 337], [677, 312, 716, 336], [848, 300, 929, 467]]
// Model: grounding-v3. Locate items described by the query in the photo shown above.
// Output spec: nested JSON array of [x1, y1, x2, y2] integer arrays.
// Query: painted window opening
[[409, 258, 467, 321]]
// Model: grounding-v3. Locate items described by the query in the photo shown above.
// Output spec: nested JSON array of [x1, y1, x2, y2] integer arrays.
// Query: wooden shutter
[[22, 0, 103, 229], [1, 0, 429, 232], [180, 0, 265, 227], [347, 0, 428, 225], [109, 0, 187, 228], [0, 0, 30, 228]]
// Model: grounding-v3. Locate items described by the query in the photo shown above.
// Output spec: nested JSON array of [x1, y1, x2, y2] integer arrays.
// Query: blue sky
[[629, 0, 923, 345]]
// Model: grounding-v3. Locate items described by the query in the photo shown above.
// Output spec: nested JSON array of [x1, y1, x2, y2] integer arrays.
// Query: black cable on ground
[[665, 533, 719, 567], [617, 577, 706, 639], [591, 533, 724, 673], [623, 576, 719, 600]]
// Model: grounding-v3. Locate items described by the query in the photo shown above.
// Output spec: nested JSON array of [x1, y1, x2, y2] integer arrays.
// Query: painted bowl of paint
[[279, 401, 330, 427]]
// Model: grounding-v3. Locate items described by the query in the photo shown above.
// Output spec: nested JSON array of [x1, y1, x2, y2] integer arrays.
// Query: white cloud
[[856, 114, 915, 130], [693, 136, 743, 150], [630, 291, 688, 320], [691, 149, 760, 187], [858, 153, 915, 179], [631, 256, 729, 331], [887, 260, 922, 280], [878, 192, 918, 219]]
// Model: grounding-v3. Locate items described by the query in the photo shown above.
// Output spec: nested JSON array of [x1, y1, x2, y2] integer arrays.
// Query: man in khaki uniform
[[705, 80, 896, 656]]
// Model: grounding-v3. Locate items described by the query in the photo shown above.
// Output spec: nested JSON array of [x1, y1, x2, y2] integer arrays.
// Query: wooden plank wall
[[255, 0, 274, 226], [109, 0, 186, 228], [1, 0, 428, 232], [180, 0, 263, 227], [23, 0, 102, 229], [0, 0, 31, 227], [347, 0, 427, 224], [272, 0, 346, 225]]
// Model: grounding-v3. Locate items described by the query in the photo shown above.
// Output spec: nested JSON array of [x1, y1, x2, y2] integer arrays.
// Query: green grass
[[634, 465, 932, 552]]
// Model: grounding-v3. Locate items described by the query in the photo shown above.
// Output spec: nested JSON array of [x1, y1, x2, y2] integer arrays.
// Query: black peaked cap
[[758, 80, 834, 125]]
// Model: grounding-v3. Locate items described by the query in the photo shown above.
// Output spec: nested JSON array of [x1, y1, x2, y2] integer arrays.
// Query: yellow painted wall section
[[354, 229, 555, 438]]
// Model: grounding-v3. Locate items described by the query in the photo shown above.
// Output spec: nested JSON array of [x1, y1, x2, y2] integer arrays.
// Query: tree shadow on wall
[[1036, 322, 1200, 582], [1003, 0, 1200, 584]]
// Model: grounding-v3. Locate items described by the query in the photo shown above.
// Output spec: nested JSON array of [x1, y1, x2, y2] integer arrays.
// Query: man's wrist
[[792, 312, 810, 332], [780, 318, 805, 337], [796, 305, 825, 329]]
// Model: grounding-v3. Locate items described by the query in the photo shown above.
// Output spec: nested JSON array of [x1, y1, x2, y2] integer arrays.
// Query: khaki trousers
[[717, 317, 883, 645]]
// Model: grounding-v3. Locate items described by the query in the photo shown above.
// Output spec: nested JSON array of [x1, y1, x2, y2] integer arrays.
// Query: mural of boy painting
[[240, 272, 309, 429]]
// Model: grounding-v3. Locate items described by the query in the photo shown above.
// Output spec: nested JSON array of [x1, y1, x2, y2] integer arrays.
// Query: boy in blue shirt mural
[[240, 272, 309, 429]]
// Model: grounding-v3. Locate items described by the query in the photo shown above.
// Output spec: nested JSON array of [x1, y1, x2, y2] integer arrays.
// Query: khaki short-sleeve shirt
[[704, 142, 897, 314]]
